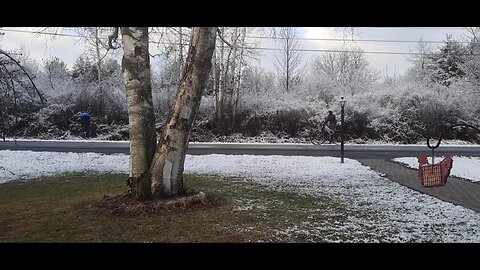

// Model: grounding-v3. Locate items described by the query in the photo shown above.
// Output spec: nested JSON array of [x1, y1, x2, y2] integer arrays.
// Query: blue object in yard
[[79, 112, 92, 135]]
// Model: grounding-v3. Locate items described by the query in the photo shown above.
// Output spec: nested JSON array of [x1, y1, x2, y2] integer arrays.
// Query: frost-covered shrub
[[268, 108, 312, 136], [344, 108, 377, 140], [350, 77, 480, 143], [236, 110, 265, 137], [12, 103, 76, 138], [233, 108, 317, 138]]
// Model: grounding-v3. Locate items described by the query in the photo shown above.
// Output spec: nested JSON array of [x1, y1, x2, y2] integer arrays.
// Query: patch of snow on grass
[[185, 154, 480, 242]]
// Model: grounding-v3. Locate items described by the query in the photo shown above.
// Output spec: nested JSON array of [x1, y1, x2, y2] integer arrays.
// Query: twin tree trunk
[[122, 27, 217, 201], [121, 27, 158, 199]]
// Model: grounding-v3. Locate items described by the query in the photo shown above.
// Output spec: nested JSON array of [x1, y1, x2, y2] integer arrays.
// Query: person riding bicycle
[[323, 110, 337, 143]]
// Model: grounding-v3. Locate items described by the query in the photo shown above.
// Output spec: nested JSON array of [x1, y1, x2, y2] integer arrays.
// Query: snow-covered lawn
[[1, 150, 480, 242], [392, 156, 480, 183], [0, 150, 129, 183]]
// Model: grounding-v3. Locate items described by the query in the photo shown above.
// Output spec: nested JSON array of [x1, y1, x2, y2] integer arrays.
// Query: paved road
[[1, 140, 479, 159]]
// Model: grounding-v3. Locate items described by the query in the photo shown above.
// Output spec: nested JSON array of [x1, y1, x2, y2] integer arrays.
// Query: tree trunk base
[[87, 187, 213, 217], [127, 172, 152, 201]]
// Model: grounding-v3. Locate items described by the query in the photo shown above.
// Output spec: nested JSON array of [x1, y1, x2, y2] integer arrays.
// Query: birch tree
[[117, 27, 217, 200], [148, 27, 217, 198], [120, 27, 157, 197]]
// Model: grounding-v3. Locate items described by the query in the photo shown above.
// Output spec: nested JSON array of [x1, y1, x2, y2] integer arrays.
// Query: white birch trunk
[[121, 27, 157, 200], [149, 27, 217, 198]]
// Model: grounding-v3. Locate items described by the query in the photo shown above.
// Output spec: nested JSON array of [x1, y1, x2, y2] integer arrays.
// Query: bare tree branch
[[0, 49, 46, 104], [216, 28, 233, 49]]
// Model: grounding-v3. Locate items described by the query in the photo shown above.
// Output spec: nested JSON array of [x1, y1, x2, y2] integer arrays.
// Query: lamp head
[[339, 96, 346, 108]]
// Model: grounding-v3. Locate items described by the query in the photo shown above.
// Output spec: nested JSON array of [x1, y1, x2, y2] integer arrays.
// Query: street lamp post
[[339, 96, 346, 164]]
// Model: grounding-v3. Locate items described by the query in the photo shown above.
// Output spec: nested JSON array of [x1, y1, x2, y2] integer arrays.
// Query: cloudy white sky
[[0, 27, 470, 78], [305, 27, 467, 76]]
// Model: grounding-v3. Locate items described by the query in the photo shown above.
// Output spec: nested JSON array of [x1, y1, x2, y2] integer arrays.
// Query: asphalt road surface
[[1, 140, 479, 159]]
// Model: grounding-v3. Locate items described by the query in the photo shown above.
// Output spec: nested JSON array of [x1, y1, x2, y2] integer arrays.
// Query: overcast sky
[[261, 27, 469, 78], [0, 27, 470, 78]]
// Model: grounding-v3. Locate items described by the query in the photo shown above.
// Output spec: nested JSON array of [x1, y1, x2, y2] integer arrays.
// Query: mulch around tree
[[84, 188, 219, 217]]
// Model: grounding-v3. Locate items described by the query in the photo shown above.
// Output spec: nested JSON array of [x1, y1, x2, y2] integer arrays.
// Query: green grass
[[0, 173, 381, 242]]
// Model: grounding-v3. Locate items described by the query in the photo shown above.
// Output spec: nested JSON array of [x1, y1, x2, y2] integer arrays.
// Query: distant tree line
[[1, 27, 479, 144]]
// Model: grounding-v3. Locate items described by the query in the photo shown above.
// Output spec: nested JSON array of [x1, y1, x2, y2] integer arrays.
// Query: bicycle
[[312, 125, 341, 145]]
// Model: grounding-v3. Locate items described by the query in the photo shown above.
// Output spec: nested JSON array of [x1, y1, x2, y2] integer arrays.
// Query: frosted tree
[[34, 27, 120, 114], [74, 27, 120, 114], [40, 57, 71, 100], [425, 35, 468, 87], [0, 49, 46, 140], [273, 27, 305, 93], [150, 27, 191, 85], [312, 48, 377, 96], [149, 27, 192, 123], [239, 66, 282, 113], [461, 27, 480, 90], [69, 55, 124, 117], [214, 27, 254, 131], [407, 39, 433, 82]]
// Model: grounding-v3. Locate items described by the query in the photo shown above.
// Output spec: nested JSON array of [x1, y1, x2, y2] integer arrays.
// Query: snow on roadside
[[392, 156, 480, 182]]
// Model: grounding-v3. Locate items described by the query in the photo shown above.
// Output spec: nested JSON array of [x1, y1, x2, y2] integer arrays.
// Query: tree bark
[[215, 28, 243, 132], [216, 32, 225, 125], [95, 28, 103, 113], [121, 27, 157, 200], [178, 27, 184, 83], [225, 28, 238, 128], [233, 28, 247, 122], [149, 27, 217, 198], [0, 99, 5, 142]]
